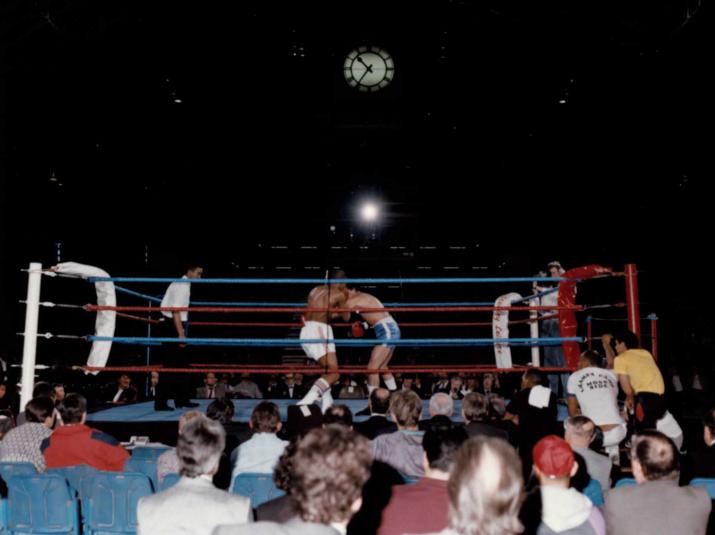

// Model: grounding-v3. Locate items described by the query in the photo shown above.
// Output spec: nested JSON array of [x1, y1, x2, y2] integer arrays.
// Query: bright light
[[361, 202, 379, 222]]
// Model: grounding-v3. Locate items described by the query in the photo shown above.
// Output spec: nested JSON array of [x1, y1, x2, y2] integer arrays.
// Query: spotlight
[[360, 202, 379, 222]]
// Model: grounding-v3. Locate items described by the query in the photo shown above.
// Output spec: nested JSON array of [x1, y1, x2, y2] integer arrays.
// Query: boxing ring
[[17, 261, 656, 421]]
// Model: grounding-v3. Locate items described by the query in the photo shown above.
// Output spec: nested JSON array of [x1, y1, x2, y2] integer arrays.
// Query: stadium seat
[[123, 458, 159, 492], [6, 473, 80, 534], [0, 463, 37, 486], [83, 471, 153, 534], [614, 477, 637, 488], [582, 478, 604, 506], [158, 473, 181, 492], [229, 472, 284, 507], [690, 478, 715, 499]]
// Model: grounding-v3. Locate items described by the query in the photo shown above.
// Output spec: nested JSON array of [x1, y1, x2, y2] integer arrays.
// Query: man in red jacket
[[41, 393, 129, 471]]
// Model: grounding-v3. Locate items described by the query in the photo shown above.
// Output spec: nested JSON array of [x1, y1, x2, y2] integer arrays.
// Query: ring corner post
[[648, 313, 659, 362], [20, 262, 42, 411], [624, 264, 641, 342]]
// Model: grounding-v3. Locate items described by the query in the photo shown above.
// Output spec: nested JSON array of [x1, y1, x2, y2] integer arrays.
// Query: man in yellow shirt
[[604, 330, 665, 431]]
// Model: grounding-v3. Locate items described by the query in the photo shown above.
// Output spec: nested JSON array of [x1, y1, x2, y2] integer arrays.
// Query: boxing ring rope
[[19, 262, 639, 410]]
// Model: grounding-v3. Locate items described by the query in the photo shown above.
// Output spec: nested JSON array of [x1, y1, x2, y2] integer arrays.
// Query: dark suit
[[213, 517, 340, 535], [110, 386, 137, 404], [465, 421, 509, 442], [254, 495, 298, 523], [278, 383, 306, 400], [196, 384, 228, 399], [354, 415, 397, 440]]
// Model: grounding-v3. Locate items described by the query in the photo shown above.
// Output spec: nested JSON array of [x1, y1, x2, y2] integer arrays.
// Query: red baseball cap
[[533, 435, 575, 479]]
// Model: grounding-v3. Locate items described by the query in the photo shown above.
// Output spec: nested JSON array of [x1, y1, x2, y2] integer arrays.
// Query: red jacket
[[41, 424, 129, 472]]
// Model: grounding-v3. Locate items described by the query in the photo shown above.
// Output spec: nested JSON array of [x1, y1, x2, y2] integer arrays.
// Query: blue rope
[[88, 276, 570, 284], [114, 286, 163, 304], [189, 301, 497, 307], [88, 336, 584, 347]]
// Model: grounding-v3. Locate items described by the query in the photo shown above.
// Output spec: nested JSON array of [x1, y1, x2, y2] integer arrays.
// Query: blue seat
[[84, 472, 153, 535], [47, 465, 98, 496], [614, 477, 637, 488], [0, 499, 7, 534], [582, 478, 604, 506], [158, 473, 181, 492], [123, 458, 159, 492], [690, 478, 715, 499], [6, 473, 80, 534], [230, 473, 284, 507], [0, 463, 37, 486], [128, 447, 170, 461]]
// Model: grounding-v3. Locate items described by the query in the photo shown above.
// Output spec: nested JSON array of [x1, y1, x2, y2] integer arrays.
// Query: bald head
[[429, 393, 454, 417], [564, 416, 596, 449], [631, 430, 679, 482], [369, 388, 391, 415]]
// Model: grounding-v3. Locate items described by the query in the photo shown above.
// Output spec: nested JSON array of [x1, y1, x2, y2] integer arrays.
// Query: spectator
[[479, 373, 501, 396], [110, 374, 138, 404], [505, 369, 558, 478], [530, 435, 605, 535], [323, 404, 353, 428], [16, 381, 62, 427], [431, 373, 450, 395], [206, 398, 240, 489], [147, 371, 160, 401], [196, 372, 228, 400], [233, 373, 263, 399], [378, 426, 468, 535], [605, 330, 665, 431], [255, 442, 300, 523], [567, 349, 626, 463], [0, 397, 54, 471], [0, 382, 11, 412], [214, 426, 373, 535], [42, 393, 129, 471], [423, 436, 524, 535], [373, 389, 425, 478], [448, 376, 464, 400], [231, 401, 288, 485], [279, 373, 305, 400], [264, 375, 282, 398], [138, 415, 251, 535], [338, 376, 365, 400], [604, 430, 711, 535], [354, 388, 397, 439], [400, 376, 415, 393], [563, 416, 611, 493], [53, 383, 66, 405], [0, 416, 13, 440], [682, 407, 715, 483], [156, 410, 202, 484], [420, 393, 454, 432], [461, 392, 509, 442], [284, 404, 323, 439], [461, 376, 478, 397]]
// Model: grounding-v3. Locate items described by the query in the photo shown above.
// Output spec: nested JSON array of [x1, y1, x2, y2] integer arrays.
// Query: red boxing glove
[[352, 321, 365, 338]]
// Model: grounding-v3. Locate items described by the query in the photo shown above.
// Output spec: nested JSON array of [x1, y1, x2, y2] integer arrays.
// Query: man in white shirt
[[155, 264, 203, 410], [230, 401, 288, 487], [567, 350, 626, 462]]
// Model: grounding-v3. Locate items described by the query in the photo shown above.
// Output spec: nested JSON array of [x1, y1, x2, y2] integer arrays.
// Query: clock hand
[[356, 56, 373, 73]]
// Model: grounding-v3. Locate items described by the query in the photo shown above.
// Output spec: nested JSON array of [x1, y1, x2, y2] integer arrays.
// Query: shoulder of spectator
[[90, 429, 121, 447]]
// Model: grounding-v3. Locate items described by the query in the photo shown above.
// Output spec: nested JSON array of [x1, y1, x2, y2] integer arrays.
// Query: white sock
[[367, 384, 377, 396], [384, 377, 397, 391], [321, 389, 334, 413]]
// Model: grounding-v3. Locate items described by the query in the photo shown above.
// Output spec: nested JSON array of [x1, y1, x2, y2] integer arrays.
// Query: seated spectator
[[156, 410, 202, 484], [0, 383, 11, 412], [284, 404, 323, 440], [279, 373, 305, 400], [378, 425, 468, 535], [53, 383, 66, 405], [231, 401, 288, 484], [196, 372, 228, 400], [604, 430, 711, 535], [423, 436, 524, 535], [682, 407, 715, 483], [110, 374, 138, 404], [526, 435, 605, 535], [479, 372, 501, 396], [264, 375, 282, 398], [16, 381, 62, 427], [373, 389, 425, 478], [461, 392, 509, 442], [138, 415, 251, 535], [505, 369, 558, 478], [214, 426, 373, 535], [233, 373, 263, 399], [447, 376, 464, 400], [146, 371, 160, 401], [420, 393, 454, 432], [207, 398, 242, 489], [0, 415, 13, 440], [338, 376, 366, 400], [0, 397, 54, 471], [42, 393, 129, 471], [399, 375, 415, 393], [564, 416, 611, 493], [354, 388, 397, 439], [461, 376, 478, 397], [323, 404, 353, 428], [431, 373, 450, 395], [254, 442, 300, 523]]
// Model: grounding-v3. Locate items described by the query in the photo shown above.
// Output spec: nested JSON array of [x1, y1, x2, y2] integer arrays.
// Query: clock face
[[344, 46, 395, 93]]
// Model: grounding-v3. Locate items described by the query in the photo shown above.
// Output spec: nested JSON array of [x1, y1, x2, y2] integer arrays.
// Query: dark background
[[1, 0, 713, 372]]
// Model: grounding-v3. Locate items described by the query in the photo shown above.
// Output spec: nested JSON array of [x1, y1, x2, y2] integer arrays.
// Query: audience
[[378, 425, 468, 535], [254, 441, 300, 523], [230, 401, 288, 485], [214, 425, 373, 535], [563, 416, 611, 493], [42, 393, 129, 471], [373, 389, 426, 478], [110, 374, 138, 404], [138, 415, 251, 535], [420, 392, 454, 432], [424, 436, 524, 535], [233, 373, 263, 399], [0, 415, 13, 440], [604, 430, 711, 535], [461, 392, 509, 442], [156, 410, 202, 484], [0, 397, 54, 471], [354, 388, 397, 439], [279, 373, 305, 400], [682, 407, 715, 482], [323, 404, 354, 428], [196, 372, 228, 400]]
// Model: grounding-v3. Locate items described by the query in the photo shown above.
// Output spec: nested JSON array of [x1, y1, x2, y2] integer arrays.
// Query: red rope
[[86, 305, 582, 313], [188, 320, 550, 328], [116, 312, 162, 324]]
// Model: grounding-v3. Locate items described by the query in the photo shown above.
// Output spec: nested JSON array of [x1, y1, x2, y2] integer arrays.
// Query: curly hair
[[290, 426, 372, 524], [447, 436, 524, 535]]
